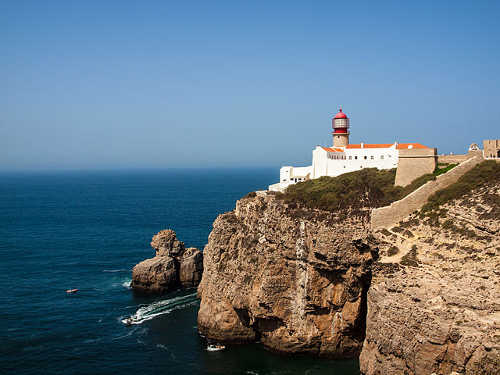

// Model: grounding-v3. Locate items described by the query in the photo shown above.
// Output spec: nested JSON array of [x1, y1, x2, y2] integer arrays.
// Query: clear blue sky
[[1, 0, 499, 170]]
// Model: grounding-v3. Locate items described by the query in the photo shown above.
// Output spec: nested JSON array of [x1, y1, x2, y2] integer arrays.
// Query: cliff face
[[197, 193, 378, 357], [360, 183, 500, 374], [196, 162, 499, 372], [131, 230, 203, 294]]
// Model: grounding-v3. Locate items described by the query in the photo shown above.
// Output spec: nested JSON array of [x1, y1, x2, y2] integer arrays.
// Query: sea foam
[[122, 292, 198, 325]]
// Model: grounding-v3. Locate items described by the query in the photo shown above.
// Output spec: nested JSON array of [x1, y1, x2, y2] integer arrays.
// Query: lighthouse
[[269, 106, 435, 192], [332, 107, 350, 147]]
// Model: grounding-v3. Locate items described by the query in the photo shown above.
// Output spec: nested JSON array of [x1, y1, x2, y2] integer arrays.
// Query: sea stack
[[131, 229, 203, 294]]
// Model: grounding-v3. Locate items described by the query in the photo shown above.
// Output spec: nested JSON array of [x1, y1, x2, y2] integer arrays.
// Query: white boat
[[206, 344, 226, 351], [122, 317, 135, 326]]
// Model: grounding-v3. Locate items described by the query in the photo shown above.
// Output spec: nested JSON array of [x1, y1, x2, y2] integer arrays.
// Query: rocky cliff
[[197, 193, 378, 357], [360, 181, 500, 374], [197, 162, 499, 373], [131, 230, 203, 294]]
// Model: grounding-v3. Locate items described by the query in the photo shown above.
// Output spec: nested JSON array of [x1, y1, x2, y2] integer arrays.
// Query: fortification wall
[[438, 150, 482, 164], [395, 148, 437, 187], [371, 155, 484, 229], [438, 154, 470, 164]]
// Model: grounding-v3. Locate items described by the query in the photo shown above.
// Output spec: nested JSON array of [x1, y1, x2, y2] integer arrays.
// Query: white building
[[269, 108, 431, 192]]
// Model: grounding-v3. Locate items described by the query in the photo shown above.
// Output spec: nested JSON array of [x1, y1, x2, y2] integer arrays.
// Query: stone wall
[[438, 154, 470, 164], [394, 148, 437, 187], [371, 155, 484, 229], [438, 150, 482, 164]]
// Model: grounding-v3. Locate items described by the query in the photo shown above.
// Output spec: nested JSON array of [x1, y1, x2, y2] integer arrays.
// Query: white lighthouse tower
[[332, 107, 350, 147]]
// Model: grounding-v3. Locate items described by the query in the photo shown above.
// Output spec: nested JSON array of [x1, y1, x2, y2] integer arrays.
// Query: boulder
[[131, 256, 177, 294]]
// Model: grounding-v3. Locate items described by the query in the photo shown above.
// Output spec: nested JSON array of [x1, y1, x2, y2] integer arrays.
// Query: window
[[381, 155, 384, 159], [349, 156, 352, 160], [364, 156, 367, 160], [370, 155, 374, 160], [355, 156, 358, 160]]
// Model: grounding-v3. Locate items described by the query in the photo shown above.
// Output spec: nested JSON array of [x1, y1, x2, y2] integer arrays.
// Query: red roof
[[345, 143, 430, 149], [333, 108, 348, 119], [396, 143, 430, 150], [322, 147, 344, 153]]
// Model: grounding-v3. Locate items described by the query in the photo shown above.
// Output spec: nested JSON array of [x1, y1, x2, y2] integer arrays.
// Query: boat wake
[[121, 279, 132, 289], [122, 292, 198, 325]]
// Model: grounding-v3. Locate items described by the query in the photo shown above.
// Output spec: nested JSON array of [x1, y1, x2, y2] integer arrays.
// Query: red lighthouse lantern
[[332, 107, 350, 147]]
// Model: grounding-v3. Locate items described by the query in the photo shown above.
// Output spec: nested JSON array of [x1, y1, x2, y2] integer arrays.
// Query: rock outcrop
[[131, 230, 203, 294], [360, 182, 500, 374], [197, 193, 378, 357]]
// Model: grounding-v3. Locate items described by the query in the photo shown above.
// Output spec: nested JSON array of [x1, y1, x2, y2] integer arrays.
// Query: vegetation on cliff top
[[276, 168, 398, 212], [421, 160, 500, 214], [275, 164, 458, 212], [414, 161, 500, 238]]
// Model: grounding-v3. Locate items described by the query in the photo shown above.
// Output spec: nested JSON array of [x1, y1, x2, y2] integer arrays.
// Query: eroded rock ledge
[[131, 230, 203, 294], [197, 194, 377, 357]]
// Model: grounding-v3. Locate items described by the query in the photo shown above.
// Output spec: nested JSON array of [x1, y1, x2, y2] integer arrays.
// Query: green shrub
[[276, 167, 435, 213], [276, 168, 399, 212], [243, 191, 257, 199], [434, 163, 458, 176], [379, 228, 392, 237], [422, 161, 500, 213], [403, 230, 414, 238], [401, 245, 419, 267], [387, 246, 399, 256]]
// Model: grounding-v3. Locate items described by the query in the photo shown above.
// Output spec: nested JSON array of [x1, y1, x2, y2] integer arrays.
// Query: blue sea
[[0, 169, 359, 375]]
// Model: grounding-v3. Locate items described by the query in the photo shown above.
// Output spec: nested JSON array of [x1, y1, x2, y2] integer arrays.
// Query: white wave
[[103, 269, 128, 273], [112, 326, 140, 341], [122, 292, 198, 325], [122, 279, 132, 289]]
